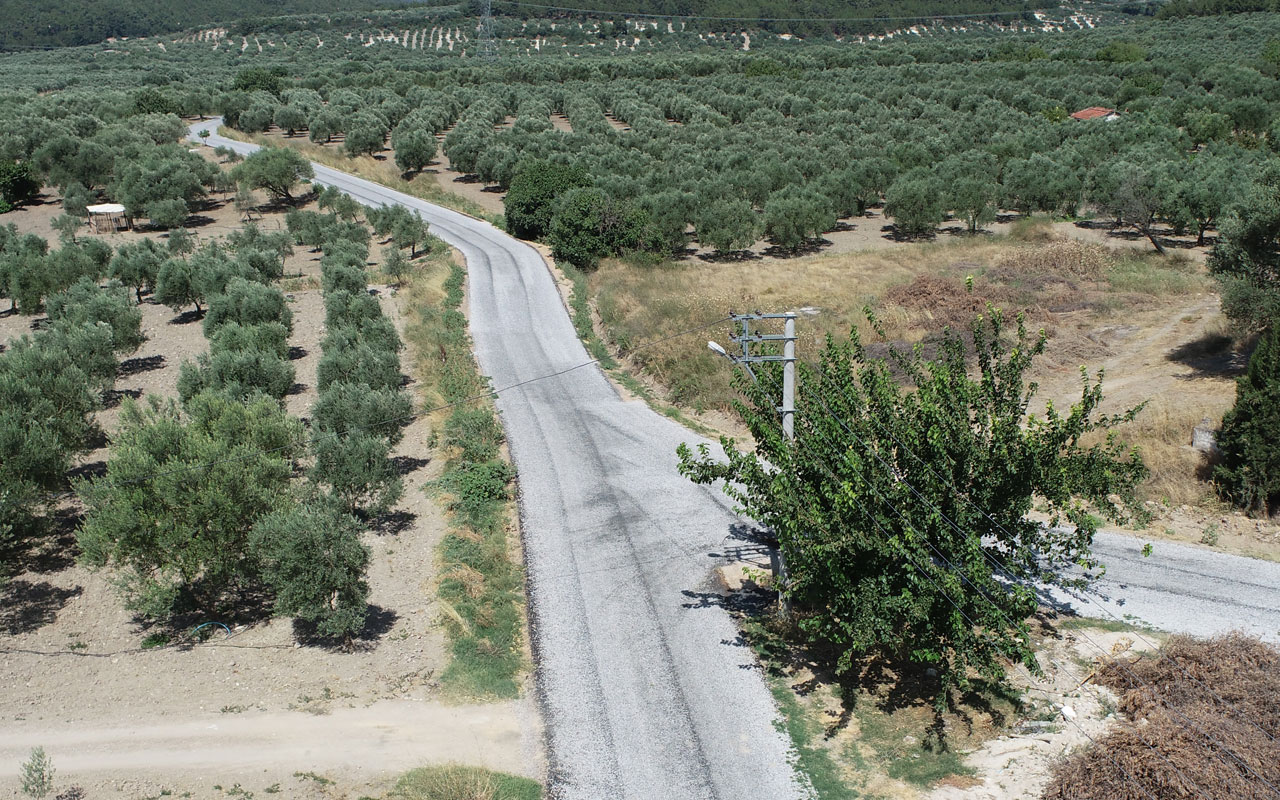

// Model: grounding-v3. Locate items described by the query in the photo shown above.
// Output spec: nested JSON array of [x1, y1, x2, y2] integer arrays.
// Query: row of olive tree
[[0, 229, 143, 573], [75, 179, 381, 641]]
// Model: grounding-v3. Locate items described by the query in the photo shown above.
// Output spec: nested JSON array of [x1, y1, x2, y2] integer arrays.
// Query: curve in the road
[[191, 121, 810, 800], [190, 122, 1280, 796]]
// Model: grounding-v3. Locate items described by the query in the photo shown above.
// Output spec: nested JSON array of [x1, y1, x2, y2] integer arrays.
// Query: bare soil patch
[[0, 178, 541, 798]]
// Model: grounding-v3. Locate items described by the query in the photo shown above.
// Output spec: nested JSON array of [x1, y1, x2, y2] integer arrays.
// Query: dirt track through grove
[[0, 700, 532, 797]]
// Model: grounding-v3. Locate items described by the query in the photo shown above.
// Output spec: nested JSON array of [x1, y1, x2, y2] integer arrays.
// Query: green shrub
[[309, 430, 404, 515], [177, 346, 296, 404], [46, 278, 144, 354], [251, 498, 370, 639], [321, 263, 369, 296], [316, 337, 403, 393], [203, 278, 293, 337], [311, 381, 412, 445], [442, 407, 505, 463]]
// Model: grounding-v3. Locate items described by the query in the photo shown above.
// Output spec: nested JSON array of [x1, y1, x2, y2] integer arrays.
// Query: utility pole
[[712, 311, 797, 620], [477, 0, 498, 62]]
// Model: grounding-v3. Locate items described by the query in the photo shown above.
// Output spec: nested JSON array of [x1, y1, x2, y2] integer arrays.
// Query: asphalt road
[[1048, 531, 1280, 643], [191, 122, 1280, 795], [192, 121, 810, 799]]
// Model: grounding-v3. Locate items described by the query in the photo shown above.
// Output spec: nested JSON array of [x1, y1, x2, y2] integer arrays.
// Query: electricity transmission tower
[[477, 0, 498, 62]]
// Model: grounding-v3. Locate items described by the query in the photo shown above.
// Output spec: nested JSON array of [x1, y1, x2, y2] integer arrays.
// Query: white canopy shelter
[[86, 203, 129, 234]]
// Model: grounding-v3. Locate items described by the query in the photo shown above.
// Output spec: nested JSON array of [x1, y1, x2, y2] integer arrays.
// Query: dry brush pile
[[1044, 633, 1280, 799]]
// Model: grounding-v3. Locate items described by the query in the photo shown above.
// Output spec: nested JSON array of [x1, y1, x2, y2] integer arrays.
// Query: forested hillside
[[0, 0, 420, 51], [491, 0, 1065, 36]]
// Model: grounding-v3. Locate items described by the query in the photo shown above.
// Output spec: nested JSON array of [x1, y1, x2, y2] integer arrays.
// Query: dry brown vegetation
[[592, 234, 1205, 411], [1043, 633, 1280, 800]]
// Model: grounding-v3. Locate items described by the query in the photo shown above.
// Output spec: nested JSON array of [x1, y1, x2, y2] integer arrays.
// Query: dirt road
[[0, 700, 532, 797]]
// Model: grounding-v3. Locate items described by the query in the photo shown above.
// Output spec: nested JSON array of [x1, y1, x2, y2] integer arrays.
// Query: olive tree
[[885, 171, 945, 239], [77, 394, 303, 619], [232, 147, 314, 203], [251, 496, 370, 640]]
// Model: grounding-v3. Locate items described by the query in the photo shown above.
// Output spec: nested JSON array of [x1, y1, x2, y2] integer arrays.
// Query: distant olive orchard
[[3, 9, 1279, 263], [75, 21, 1280, 262]]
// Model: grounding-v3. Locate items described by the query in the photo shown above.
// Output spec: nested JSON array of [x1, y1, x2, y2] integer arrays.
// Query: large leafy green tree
[[1097, 160, 1177, 255], [547, 187, 647, 270], [77, 394, 302, 619], [504, 160, 590, 240], [112, 149, 214, 223], [678, 310, 1147, 698], [109, 239, 166, 302], [203, 277, 293, 337], [0, 161, 38, 212], [392, 127, 437, 175]]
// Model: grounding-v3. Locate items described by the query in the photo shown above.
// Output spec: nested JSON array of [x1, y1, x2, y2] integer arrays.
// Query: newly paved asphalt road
[[193, 121, 810, 799], [192, 121, 1280, 795], [1050, 531, 1279, 644]]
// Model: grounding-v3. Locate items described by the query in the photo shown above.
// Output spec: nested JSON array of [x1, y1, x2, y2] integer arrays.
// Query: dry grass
[[1108, 396, 1228, 506], [1043, 634, 1280, 800], [591, 233, 1205, 415], [390, 764, 541, 800]]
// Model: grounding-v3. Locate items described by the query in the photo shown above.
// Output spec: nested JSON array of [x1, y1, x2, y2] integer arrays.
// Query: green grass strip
[[414, 258, 526, 700]]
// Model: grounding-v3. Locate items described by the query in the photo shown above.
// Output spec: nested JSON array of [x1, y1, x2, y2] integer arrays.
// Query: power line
[[41, 314, 731, 500], [493, 0, 1041, 24]]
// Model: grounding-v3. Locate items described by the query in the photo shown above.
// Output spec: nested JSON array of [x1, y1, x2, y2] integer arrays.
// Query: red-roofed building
[[1070, 106, 1120, 121]]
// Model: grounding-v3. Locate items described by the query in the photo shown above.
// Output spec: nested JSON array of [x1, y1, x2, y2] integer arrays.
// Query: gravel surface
[[193, 121, 811, 800]]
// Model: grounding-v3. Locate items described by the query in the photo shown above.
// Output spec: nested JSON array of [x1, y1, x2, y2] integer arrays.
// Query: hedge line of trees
[[310, 229, 412, 518], [61, 177, 409, 641], [0, 228, 144, 570]]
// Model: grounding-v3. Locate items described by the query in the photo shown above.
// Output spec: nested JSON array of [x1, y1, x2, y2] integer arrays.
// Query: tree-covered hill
[[490, 0, 1064, 36], [0, 0, 427, 51]]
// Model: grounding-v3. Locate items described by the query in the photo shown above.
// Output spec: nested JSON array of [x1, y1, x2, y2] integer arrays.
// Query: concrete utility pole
[[709, 311, 797, 620]]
